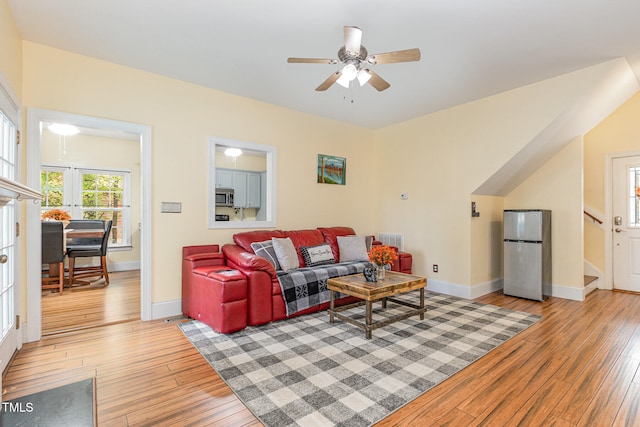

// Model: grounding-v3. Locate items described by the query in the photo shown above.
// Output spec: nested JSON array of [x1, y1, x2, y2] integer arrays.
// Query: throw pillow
[[300, 243, 335, 267], [250, 240, 281, 270], [272, 237, 300, 271], [337, 235, 369, 262]]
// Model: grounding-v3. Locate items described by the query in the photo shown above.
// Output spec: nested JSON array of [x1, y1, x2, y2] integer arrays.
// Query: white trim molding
[[428, 278, 585, 301], [25, 108, 153, 342], [151, 299, 182, 320]]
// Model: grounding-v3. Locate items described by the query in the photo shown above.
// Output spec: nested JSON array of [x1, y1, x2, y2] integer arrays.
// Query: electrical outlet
[[433, 264, 438, 273]]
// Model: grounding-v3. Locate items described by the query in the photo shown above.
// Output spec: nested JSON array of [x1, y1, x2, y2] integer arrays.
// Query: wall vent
[[377, 233, 404, 251]]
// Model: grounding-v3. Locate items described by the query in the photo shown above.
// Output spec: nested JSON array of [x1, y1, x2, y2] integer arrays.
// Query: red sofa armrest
[[222, 244, 277, 279], [222, 243, 277, 326], [182, 245, 225, 316]]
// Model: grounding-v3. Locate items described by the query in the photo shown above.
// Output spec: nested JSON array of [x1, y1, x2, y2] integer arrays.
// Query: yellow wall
[[0, 0, 22, 97], [22, 42, 375, 303], [41, 129, 142, 266], [373, 65, 604, 287], [584, 92, 640, 271], [470, 195, 504, 285], [505, 137, 584, 289]]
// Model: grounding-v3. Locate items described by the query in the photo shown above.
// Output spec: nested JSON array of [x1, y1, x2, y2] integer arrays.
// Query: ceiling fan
[[287, 26, 421, 92]]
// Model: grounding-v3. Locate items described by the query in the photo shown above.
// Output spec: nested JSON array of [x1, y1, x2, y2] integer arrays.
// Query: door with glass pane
[[612, 156, 640, 292], [0, 110, 18, 373]]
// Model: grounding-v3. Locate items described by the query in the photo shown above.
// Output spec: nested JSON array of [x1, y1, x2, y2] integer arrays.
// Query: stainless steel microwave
[[215, 188, 234, 207]]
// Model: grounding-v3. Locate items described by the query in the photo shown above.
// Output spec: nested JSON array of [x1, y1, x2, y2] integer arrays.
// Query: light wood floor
[[3, 286, 640, 426], [41, 270, 141, 335]]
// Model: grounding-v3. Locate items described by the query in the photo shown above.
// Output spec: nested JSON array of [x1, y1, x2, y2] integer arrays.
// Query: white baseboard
[[151, 299, 182, 320], [427, 278, 502, 300], [584, 279, 599, 297], [109, 261, 141, 272], [427, 279, 475, 299], [70, 260, 140, 272], [470, 278, 504, 299], [428, 278, 585, 302], [548, 283, 585, 301]]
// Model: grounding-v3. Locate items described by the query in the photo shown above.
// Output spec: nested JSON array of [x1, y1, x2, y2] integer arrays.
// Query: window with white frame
[[40, 165, 131, 247], [40, 165, 71, 214], [75, 168, 130, 246]]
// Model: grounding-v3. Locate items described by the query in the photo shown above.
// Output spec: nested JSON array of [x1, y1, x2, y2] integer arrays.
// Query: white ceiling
[[8, 0, 640, 129]]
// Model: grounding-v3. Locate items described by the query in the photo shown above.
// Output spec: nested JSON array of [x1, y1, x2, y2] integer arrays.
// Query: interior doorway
[[25, 109, 152, 342]]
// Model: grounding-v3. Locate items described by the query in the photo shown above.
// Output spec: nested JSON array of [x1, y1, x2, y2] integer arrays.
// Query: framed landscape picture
[[317, 154, 346, 185]]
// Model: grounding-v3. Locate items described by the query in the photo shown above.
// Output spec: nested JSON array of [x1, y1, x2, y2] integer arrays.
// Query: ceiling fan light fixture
[[356, 69, 371, 86], [336, 64, 358, 88]]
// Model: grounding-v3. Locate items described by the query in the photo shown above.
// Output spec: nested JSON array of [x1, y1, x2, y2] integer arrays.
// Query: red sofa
[[221, 226, 412, 327], [182, 227, 413, 332]]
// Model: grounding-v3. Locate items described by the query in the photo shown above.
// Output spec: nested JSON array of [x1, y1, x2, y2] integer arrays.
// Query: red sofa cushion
[[233, 230, 286, 253], [318, 226, 356, 261], [282, 229, 325, 267]]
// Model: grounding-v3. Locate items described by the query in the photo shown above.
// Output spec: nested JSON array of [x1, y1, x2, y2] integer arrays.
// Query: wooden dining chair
[[67, 220, 112, 286], [41, 221, 65, 294]]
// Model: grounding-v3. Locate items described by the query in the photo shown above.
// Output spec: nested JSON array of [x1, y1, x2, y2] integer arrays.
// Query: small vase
[[376, 264, 386, 280]]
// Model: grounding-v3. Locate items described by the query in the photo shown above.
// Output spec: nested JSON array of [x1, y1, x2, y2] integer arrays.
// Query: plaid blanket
[[276, 261, 372, 316]]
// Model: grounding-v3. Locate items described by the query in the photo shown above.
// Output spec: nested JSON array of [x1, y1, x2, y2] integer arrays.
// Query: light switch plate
[[161, 202, 182, 213]]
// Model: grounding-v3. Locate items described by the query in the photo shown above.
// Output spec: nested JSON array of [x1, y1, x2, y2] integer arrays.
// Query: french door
[[0, 106, 19, 374]]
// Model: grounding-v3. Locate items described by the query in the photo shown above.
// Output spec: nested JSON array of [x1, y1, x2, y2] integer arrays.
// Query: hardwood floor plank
[[576, 356, 640, 426], [499, 379, 572, 427], [613, 382, 640, 427], [552, 322, 638, 422], [427, 408, 475, 426]]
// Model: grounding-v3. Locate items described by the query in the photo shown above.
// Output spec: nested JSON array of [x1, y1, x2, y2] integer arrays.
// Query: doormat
[[179, 292, 540, 426], [0, 378, 95, 427]]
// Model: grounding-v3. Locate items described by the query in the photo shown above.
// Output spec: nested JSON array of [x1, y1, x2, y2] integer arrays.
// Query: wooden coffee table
[[327, 271, 427, 339]]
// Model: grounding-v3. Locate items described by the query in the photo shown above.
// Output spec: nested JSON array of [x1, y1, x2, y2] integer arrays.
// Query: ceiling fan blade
[[367, 48, 421, 64], [344, 26, 363, 56], [364, 69, 390, 91], [288, 57, 338, 64], [315, 71, 341, 91]]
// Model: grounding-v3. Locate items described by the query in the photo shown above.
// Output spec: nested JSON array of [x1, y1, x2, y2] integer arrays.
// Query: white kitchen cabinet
[[219, 168, 261, 208], [215, 169, 234, 188], [246, 172, 261, 208]]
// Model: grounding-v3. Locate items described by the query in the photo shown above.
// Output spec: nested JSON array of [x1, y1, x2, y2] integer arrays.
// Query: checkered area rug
[[179, 292, 540, 427]]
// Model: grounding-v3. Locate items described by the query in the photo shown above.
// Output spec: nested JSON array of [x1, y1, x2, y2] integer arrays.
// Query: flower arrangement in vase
[[41, 208, 71, 227], [368, 245, 398, 279]]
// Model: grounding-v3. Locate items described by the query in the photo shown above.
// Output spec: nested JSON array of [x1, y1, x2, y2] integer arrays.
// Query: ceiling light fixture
[[356, 69, 372, 86], [47, 123, 80, 136], [224, 147, 243, 167], [336, 64, 358, 88], [224, 147, 243, 157], [336, 64, 372, 89]]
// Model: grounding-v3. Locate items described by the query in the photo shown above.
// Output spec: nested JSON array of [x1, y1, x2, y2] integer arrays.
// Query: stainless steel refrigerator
[[503, 209, 551, 301]]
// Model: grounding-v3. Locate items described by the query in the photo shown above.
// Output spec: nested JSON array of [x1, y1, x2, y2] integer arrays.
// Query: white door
[[0, 109, 19, 374], [612, 155, 640, 292]]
